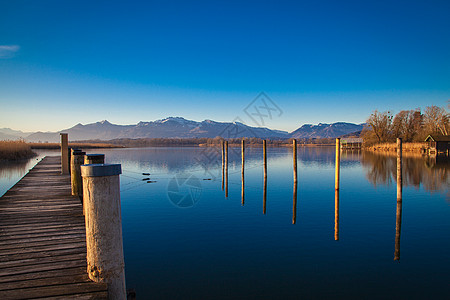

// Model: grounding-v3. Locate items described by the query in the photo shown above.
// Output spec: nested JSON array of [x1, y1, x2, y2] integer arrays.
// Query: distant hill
[[0, 128, 31, 140], [25, 117, 290, 142], [289, 122, 365, 139], [19, 118, 365, 142]]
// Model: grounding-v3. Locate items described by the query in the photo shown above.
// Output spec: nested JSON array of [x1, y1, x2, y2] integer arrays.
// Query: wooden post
[[71, 150, 86, 198], [335, 138, 340, 190], [293, 139, 297, 183], [225, 141, 228, 198], [335, 189, 339, 241], [395, 138, 402, 261], [241, 139, 245, 206], [292, 180, 298, 224], [60, 133, 69, 175], [85, 154, 105, 164], [81, 164, 126, 299], [221, 140, 224, 191]]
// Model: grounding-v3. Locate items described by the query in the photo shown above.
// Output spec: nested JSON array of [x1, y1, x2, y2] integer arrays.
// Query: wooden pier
[[0, 156, 108, 299]]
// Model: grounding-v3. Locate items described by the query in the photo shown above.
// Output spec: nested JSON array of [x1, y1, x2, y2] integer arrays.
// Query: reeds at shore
[[0, 140, 36, 160], [366, 142, 427, 153]]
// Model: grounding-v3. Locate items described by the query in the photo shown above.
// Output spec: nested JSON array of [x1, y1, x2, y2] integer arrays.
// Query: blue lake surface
[[1, 146, 449, 299]]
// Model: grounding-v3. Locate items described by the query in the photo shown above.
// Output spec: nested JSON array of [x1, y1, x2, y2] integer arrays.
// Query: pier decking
[[0, 156, 108, 299]]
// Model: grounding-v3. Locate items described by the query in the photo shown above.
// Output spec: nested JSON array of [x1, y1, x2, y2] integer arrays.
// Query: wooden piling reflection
[[221, 140, 224, 191], [241, 139, 245, 206], [335, 138, 340, 190], [395, 138, 402, 261], [263, 140, 267, 214], [397, 138, 402, 201], [225, 141, 228, 198], [263, 140, 267, 180], [394, 198, 402, 261], [335, 189, 339, 241], [292, 180, 298, 224], [293, 139, 297, 183], [263, 173, 267, 214]]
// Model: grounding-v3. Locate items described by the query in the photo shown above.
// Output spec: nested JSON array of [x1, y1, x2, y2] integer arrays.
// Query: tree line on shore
[[361, 105, 449, 145]]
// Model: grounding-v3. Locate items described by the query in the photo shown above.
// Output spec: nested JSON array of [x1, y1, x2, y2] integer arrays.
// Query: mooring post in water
[[241, 138, 245, 206], [85, 154, 105, 165], [81, 164, 126, 299], [70, 149, 86, 199], [335, 138, 340, 190], [60, 133, 69, 175], [335, 189, 339, 241], [225, 140, 228, 198], [293, 139, 297, 183], [292, 180, 298, 224], [221, 140, 225, 191], [395, 137, 403, 261]]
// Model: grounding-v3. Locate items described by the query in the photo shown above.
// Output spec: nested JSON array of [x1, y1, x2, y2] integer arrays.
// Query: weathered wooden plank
[[0, 246, 86, 262], [33, 290, 109, 300], [0, 267, 87, 284], [0, 274, 90, 292], [0, 259, 86, 277], [0, 282, 108, 300], [0, 237, 86, 251], [0, 229, 85, 243], [0, 242, 86, 258], [0, 253, 86, 270]]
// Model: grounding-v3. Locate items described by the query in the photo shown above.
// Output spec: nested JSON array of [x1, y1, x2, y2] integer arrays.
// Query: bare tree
[[365, 110, 393, 143], [423, 105, 449, 136], [392, 109, 422, 142]]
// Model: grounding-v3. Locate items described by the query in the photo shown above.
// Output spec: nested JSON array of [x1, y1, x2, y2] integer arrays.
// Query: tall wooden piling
[[335, 189, 339, 241], [70, 150, 86, 198], [335, 138, 340, 190], [241, 139, 245, 206], [293, 139, 297, 183], [395, 138, 403, 261], [81, 164, 126, 299], [292, 180, 298, 224], [85, 154, 105, 164], [225, 141, 228, 198], [60, 133, 69, 174]]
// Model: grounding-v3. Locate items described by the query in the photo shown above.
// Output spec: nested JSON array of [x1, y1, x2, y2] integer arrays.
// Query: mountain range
[[1, 117, 364, 142]]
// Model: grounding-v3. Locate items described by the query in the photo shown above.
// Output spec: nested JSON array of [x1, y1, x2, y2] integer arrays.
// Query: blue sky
[[0, 0, 449, 132]]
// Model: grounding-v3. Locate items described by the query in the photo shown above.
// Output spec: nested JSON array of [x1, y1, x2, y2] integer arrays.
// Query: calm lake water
[[1, 147, 449, 299]]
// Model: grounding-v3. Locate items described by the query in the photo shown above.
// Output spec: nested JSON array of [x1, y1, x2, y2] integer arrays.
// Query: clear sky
[[0, 0, 449, 132]]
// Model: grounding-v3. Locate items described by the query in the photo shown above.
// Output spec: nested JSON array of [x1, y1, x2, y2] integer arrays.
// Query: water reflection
[[292, 180, 298, 224], [263, 174, 267, 215], [361, 151, 449, 193], [0, 159, 32, 179], [335, 189, 339, 241]]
